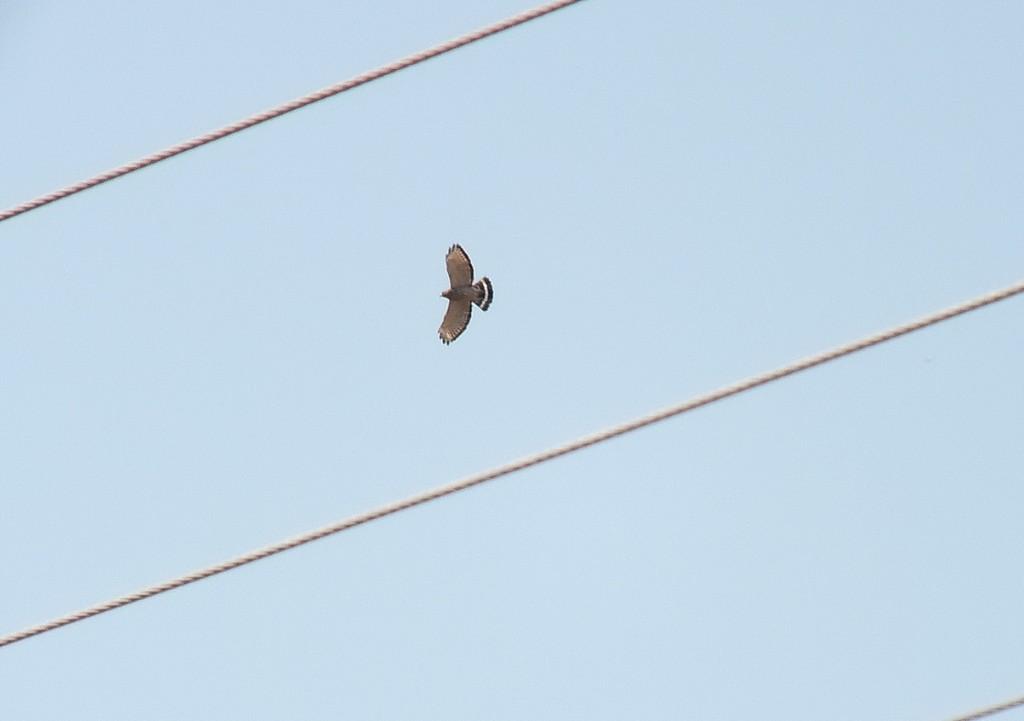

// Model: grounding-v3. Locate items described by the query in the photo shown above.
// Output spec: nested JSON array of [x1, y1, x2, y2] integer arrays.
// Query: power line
[[944, 694, 1024, 721], [1, 279, 1022, 649], [0, 0, 586, 224]]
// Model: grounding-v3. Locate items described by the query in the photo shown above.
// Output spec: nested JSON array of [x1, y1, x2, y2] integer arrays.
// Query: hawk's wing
[[446, 244, 474, 287], [439, 298, 472, 345]]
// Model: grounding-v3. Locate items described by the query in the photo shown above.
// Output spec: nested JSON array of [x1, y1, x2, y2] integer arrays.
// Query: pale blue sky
[[2, 2, 1023, 719]]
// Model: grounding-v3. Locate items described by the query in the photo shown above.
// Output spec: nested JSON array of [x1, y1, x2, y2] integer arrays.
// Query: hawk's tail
[[474, 277, 493, 311]]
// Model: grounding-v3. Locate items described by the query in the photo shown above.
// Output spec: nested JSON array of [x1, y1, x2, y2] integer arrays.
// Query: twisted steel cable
[[944, 694, 1024, 721], [1, 279, 1022, 650], [0, 0, 586, 223]]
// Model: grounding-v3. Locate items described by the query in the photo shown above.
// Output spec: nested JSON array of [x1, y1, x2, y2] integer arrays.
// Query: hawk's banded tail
[[474, 277, 493, 311]]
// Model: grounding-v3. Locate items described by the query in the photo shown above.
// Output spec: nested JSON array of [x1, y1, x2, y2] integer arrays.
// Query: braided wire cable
[[0, 0, 586, 223], [1, 278, 1022, 649], [944, 695, 1024, 721]]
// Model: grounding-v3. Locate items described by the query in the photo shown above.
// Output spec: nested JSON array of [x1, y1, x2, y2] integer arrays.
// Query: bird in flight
[[439, 244, 493, 344]]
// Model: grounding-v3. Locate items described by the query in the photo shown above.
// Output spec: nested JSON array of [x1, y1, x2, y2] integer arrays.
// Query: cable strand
[[0, 0, 586, 223], [1, 279, 1022, 649], [944, 694, 1024, 721]]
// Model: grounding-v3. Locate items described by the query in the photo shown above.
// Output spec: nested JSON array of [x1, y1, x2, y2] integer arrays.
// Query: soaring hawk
[[439, 244, 493, 344]]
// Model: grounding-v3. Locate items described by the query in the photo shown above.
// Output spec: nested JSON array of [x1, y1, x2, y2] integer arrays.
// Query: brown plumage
[[439, 244, 493, 344]]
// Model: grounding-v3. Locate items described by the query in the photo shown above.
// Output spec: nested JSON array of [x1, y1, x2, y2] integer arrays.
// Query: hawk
[[439, 244, 493, 344]]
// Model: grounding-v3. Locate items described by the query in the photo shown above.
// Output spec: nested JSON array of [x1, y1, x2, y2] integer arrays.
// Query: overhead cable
[[1, 278, 1022, 649], [943, 693, 1024, 721], [0, 0, 586, 224]]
